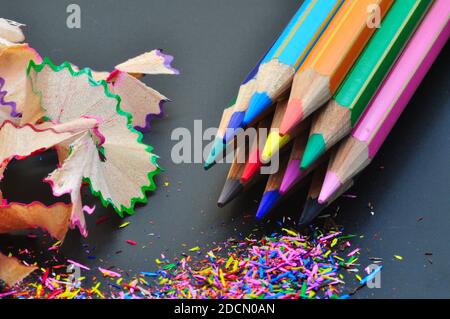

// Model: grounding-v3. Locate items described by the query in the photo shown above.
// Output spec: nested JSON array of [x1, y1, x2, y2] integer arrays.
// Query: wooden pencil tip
[[243, 92, 272, 126], [217, 179, 243, 208], [224, 112, 245, 143], [280, 99, 303, 135], [256, 191, 280, 220], [301, 134, 326, 169], [204, 137, 225, 170], [280, 159, 302, 195], [318, 171, 341, 204], [298, 198, 325, 227]]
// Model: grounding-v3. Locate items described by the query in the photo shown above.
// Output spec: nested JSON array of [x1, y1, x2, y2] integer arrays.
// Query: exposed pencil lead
[[217, 179, 244, 208]]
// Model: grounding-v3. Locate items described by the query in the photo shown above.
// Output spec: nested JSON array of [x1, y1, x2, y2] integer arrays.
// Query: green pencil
[[300, 0, 431, 169]]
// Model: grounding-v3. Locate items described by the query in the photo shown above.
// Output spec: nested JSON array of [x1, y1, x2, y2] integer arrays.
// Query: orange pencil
[[280, 0, 394, 135]]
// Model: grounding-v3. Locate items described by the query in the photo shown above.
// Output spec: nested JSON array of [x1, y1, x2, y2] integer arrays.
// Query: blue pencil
[[255, 154, 290, 220], [204, 42, 270, 170], [224, 0, 344, 144]]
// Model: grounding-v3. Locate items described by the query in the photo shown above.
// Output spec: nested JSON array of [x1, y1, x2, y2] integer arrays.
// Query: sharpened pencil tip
[[261, 132, 290, 162], [298, 198, 325, 227], [318, 171, 342, 204], [301, 134, 326, 169], [224, 112, 245, 143], [217, 179, 244, 208], [241, 155, 262, 184], [243, 92, 272, 126], [256, 191, 280, 220], [204, 137, 226, 170], [280, 160, 302, 195], [280, 98, 303, 135]]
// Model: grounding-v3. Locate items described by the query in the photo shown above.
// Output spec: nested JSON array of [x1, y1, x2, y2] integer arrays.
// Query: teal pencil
[[204, 99, 235, 170]]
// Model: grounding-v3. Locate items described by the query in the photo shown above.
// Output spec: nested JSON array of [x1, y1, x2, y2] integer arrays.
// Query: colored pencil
[[256, 153, 290, 220], [218, 116, 272, 207], [319, 1, 450, 204], [241, 100, 309, 185], [239, 116, 273, 184], [299, 162, 354, 227], [205, 31, 278, 170], [301, 0, 431, 169], [217, 140, 248, 208], [280, 0, 394, 136], [279, 140, 326, 197], [279, 133, 309, 195], [204, 100, 235, 170], [261, 99, 309, 162], [224, 0, 344, 143]]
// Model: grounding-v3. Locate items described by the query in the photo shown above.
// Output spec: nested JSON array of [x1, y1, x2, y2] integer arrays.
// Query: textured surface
[[1, 0, 449, 298]]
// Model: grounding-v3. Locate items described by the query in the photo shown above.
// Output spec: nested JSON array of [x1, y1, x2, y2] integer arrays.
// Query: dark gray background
[[1, 0, 449, 298]]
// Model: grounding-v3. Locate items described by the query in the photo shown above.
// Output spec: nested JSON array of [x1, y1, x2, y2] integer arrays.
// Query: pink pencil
[[319, 0, 450, 204]]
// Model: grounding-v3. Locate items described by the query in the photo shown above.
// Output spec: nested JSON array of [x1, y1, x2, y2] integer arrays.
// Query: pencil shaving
[[0, 18, 25, 45], [0, 202, 72, 241], [0, 253, 36, 287]]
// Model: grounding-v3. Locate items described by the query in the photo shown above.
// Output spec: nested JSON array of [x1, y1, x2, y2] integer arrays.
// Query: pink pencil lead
[[318, 172, 342, 204]]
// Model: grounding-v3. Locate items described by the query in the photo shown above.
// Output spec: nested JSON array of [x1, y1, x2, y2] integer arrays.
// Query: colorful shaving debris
[[0, 227, 381, 299]]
